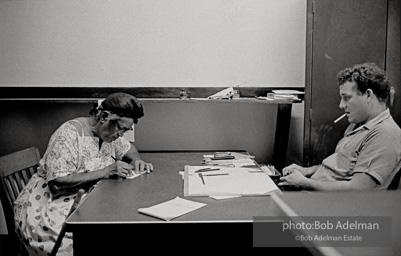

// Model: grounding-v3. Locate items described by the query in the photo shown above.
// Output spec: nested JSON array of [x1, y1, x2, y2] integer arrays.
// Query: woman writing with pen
[[14, 92, 153, 256]]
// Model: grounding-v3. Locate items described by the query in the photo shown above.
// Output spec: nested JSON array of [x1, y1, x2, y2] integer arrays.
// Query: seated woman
[[13, 92, 153, 255]]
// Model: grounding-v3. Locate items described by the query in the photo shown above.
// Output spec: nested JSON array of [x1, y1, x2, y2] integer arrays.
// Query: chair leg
[[50, 223, 66, 256], [50, 189, 85, 256], [18, 244, 29, 256]]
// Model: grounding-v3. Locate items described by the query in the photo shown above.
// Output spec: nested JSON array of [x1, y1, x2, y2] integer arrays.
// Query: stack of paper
[[202, 152, 256, 167], [255, 90, 304, 101], [272, 90, 303, 100], [138, 197, 206, 221]]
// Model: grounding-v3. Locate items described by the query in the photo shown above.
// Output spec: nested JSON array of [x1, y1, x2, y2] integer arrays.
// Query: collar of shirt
[[345, 109, 391, 136]]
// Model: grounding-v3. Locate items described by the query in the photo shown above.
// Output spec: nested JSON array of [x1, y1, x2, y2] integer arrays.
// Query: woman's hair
[[337, 62, 390, 102], [90, 93, 144, 123]]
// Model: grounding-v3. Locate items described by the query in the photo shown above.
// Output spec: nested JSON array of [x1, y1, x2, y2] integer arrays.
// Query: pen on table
[[203, 173, 229, 176], [195, 168, 220, 173], [199, 173, 205, 185], [334, 113, 346, 123], [240, 165, 261, 168]]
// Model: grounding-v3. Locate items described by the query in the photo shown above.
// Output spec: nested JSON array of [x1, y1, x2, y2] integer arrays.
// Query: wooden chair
[[0, 147, 41, 256]]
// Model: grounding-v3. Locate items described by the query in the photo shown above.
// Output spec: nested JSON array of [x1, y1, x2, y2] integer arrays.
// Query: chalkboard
[[0, 0, 306, 88]]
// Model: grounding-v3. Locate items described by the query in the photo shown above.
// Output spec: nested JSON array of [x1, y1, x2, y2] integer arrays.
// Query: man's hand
[[282, 164, 317, 178], [278, 168, 309, 188]]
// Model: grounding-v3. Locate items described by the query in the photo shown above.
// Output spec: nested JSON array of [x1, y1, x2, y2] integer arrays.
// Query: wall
[[0, 0, 306, 87], [0, 100, 303, 165], [0, 0, 306, 163], [0, 1, 307, 254]]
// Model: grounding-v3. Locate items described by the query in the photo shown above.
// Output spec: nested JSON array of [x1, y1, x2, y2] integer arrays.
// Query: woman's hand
[[103, 160, 132, 179], [130, 160, 153, 174]]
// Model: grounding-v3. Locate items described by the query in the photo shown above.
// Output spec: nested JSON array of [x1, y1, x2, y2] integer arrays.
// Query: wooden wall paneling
[[386, 0, 401, 127], [307, 0, 388, 165]]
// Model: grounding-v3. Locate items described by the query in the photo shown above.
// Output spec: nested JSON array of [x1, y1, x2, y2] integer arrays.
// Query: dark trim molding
[[0, 86, 304, 99]]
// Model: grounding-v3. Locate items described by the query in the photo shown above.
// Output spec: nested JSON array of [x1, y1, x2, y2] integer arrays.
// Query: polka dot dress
[[13, 120, 130, 256]]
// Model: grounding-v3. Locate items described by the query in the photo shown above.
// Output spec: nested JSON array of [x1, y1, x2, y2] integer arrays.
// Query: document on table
[[126, 172, 143, 179], [138, 197, 206, 221], [184, 165, 280, 196], [126, 170, 151, 179]]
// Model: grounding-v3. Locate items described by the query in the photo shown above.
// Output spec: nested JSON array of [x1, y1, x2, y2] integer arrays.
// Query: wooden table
[[66, 152, 309, 254]]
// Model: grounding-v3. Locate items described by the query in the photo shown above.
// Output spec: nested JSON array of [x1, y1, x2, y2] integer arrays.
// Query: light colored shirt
[[311, 109, 401, 189]]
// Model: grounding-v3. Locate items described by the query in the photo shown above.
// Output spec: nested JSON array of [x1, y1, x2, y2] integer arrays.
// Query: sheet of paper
[[255, 96, 274, 101], [272, 89, 304, 95], [126, 172, 144, 179], [138, 197, 206, 221], [184, 165, 280, 196], [209, 195, 241, 200]]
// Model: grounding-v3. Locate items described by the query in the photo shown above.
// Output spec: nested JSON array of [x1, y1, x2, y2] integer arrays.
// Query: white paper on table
[[184, 165, 279, 196], [138, 197, 206, 221], [126, 172, 143, 179]]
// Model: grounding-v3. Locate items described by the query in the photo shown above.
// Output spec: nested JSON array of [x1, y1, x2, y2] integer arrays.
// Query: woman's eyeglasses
[[115, 121, 133, 135]]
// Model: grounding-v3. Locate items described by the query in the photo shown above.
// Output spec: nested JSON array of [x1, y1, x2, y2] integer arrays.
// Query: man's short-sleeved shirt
[[311, 109, 401, 189]]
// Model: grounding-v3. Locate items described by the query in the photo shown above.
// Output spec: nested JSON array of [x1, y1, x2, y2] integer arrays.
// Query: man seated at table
[[279, 62, 401, 191]]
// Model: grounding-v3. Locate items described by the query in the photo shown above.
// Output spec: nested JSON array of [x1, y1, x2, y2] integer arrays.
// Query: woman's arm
[[279, 170, 376, 191], [122, 142, 141, 162], [122, 142, 153, 173], [48, 160, 132, 197]]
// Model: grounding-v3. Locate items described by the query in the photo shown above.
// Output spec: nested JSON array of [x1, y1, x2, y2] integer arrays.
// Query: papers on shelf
[[207, 87, 235, 100], [272, 90, 304, 95], [184, 165, 280, 197], [255, 96, 274, 101], [138, 197, 206, 221], [256, 90, 304, 101]]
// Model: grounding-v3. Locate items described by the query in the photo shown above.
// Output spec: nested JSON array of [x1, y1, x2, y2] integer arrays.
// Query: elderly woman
[[13, 93, 153, 255]]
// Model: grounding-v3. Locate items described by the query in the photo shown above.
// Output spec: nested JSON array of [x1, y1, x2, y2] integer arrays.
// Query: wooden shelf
[[0, 97, 301, 104]]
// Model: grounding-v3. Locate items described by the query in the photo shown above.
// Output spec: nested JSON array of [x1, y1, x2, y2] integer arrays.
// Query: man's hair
[[337, 62, 390, 102]]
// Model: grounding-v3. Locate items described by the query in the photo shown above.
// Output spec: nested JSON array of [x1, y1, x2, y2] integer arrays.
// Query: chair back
[[388, 159, 401, 190], [0, 147, 41, 234]]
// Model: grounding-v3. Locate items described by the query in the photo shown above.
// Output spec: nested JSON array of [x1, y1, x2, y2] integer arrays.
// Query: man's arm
[[282, 164, 320, 177], [279, 170, 377, 191]]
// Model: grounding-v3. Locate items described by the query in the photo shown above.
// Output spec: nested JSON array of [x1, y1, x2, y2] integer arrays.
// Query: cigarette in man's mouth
[[334, 113, 347, 123]]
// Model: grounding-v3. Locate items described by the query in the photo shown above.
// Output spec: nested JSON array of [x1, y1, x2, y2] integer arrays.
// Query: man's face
[[339, 81, 369, 125]]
